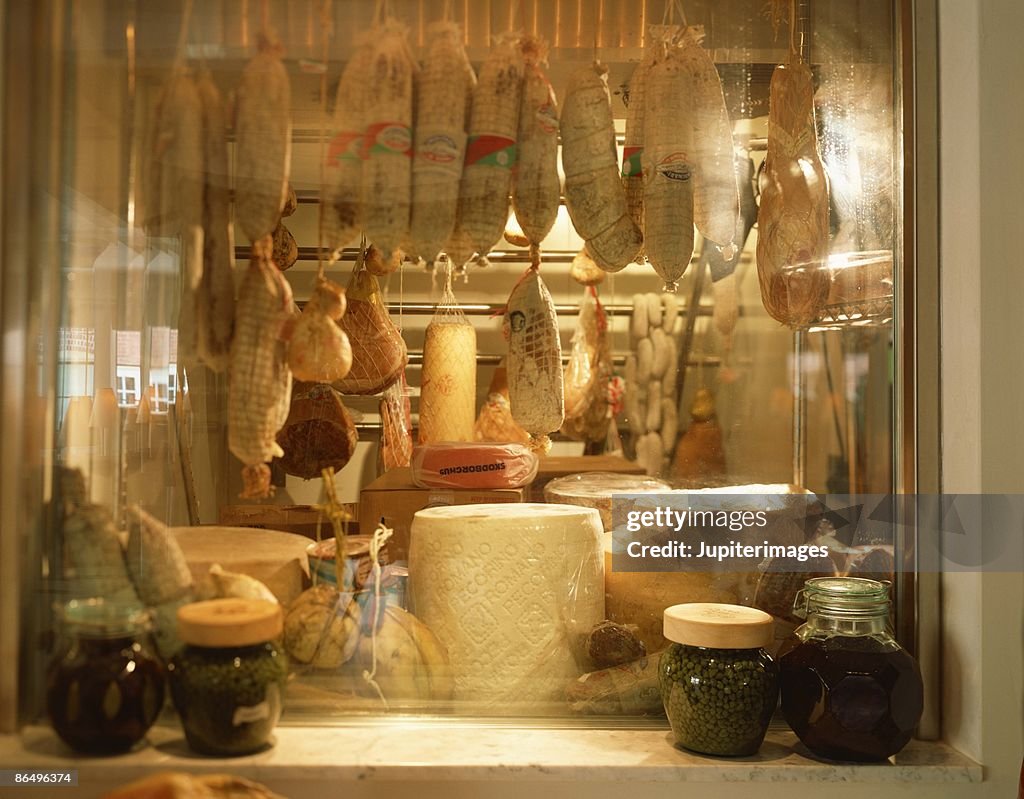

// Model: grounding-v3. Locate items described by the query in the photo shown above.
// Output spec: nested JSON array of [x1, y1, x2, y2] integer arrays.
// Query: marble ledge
[[0, 725, 981, 785]]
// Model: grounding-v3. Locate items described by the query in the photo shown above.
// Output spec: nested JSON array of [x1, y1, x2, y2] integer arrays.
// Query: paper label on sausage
[[327, 130, 364, 165], [414, 127, 467, 179], [465, 134, 517, 169], [622, 146, 643, 177], [655, 151, 693, 181], [535, 101, 558, 135], [363, 122, 413, 157]]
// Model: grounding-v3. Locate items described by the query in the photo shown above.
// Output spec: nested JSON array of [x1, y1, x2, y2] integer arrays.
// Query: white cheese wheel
[[409, 503, 604, 712]]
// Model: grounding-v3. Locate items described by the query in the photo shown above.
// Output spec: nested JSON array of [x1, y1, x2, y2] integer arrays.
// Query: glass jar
[[167, 598, 288, 756], [659, 603, 778, 756], [778, 577, 924, 762], [46, 599, 165, 754]]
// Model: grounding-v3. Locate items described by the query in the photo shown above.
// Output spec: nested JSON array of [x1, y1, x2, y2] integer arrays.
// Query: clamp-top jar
[[778, 577, 923, 762], [659, 603, 778, 756], [46, 599, 165, 754]]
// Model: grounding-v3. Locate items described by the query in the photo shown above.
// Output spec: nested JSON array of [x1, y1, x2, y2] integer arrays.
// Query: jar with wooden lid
[[660, 603, 778, 756], [778, 577, 923, 762], [167, 598, 287, 756]]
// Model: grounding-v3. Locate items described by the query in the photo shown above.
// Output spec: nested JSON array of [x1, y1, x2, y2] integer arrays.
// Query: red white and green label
[[326, 130, 363, 165], [622, 146, 643, 178], [465, 134, 517, 169], [363, 121, 413, 158], [656, 151, 693, 181]]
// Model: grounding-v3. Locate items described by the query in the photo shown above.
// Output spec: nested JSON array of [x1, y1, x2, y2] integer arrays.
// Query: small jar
[[168, 598, 288, 756], [46, 599, 165, 754], [659, 603, 778, 756], [778, 577, 923, 762]]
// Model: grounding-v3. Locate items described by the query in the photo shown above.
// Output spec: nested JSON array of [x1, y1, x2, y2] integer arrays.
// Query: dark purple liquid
[[47, 634, 165, 755], [778, 635, 923, 762]]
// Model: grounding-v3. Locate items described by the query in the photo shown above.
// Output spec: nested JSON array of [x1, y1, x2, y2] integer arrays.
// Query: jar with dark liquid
[[46, 599, 165, 754], [778, 577, 923, 762]]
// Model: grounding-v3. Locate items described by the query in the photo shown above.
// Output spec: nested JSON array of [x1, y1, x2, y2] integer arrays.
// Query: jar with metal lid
[[778, 577, 923, 762], [167, 598, 288, 756], [46, 599, 165, 754], [659, 603, 778, 756]]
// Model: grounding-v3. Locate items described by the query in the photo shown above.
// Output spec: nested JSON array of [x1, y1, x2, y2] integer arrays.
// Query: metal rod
[[791, 329, 808, 488]]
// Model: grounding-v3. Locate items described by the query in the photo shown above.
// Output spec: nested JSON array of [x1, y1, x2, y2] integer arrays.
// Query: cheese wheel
[[409, 503, 604, 711], [410, 442, 539, 489]]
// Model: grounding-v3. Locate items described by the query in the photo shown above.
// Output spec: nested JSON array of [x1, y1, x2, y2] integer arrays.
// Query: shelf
[[0, 725, 982, 794]]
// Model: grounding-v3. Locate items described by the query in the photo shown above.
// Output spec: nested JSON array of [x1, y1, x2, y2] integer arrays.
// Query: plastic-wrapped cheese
[[544, 472, 669, 530], [409, 503, 604, 711], [410, 442, 539, 489]]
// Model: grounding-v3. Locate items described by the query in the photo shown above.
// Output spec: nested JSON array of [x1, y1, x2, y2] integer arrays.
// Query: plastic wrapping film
[[408, 503, 604, 713], [410, 442, 539, 490], [543, 471, 670, 530], [609, 485, 822, 654]]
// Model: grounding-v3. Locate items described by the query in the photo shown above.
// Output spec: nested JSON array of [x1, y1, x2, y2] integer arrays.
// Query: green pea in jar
[[660, 603, 778, 757], [168, 598, 288, 756]]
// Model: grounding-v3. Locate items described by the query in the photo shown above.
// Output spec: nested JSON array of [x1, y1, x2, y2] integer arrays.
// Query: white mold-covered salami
[[235, 39, 292, 243], [408, 22, 475, 262], [643, 46, 695, 291], [513, 36, 560, 246], [505, 267, 564, 449], [458, 34, 524, 258], [561, 61, 642, 272], [322, 35, 375, 255], [361, 22, 416, 259]]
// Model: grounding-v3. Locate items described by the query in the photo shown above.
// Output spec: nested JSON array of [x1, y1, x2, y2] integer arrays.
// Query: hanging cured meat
[[234, 35, 291, 244], [756, 60, 831, 328], [642, 45, 695, 292], [504, 267, 564, 452], [561, 62, 642, 272], [361, 21, 416, 260], [456, 34, 524, 260], [228, 238, 295, 498], [512, 35, 560, 247], [407, 21, 475, 263]]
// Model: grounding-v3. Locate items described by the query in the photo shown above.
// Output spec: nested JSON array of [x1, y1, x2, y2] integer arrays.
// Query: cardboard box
[[358, 467, 525, 560], [219, 504, 358, 540], [531, 455, 646, 501]]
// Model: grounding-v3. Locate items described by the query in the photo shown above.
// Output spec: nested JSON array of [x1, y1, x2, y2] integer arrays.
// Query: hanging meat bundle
[[642, 44, 695, 292], [286, 276, 352, 383], [561, 287, 613, 444], [756, 59, 831, 327], [322, 35, 376, 256], [622, 41, 661, 238], [504, 267, 564, 453], [561, 62, 642, 272], [228, 238, 295, 499], [512, 35, 560, 248], [361, 21, 416, 260], [453, 33, 524, 264], [407, 21, 475, 263], [679, 31, 740, 251], [234, 34, 292, 244], [332, 262, 407, 396], [190, 70, 236, 371]]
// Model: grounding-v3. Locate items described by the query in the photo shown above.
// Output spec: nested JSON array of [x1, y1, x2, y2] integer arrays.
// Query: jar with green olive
[[659, 603, 778, 757], [167, 598, 287, 756]]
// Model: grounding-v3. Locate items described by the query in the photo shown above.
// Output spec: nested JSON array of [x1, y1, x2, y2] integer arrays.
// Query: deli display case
[[0, 0, 1020, 796]]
